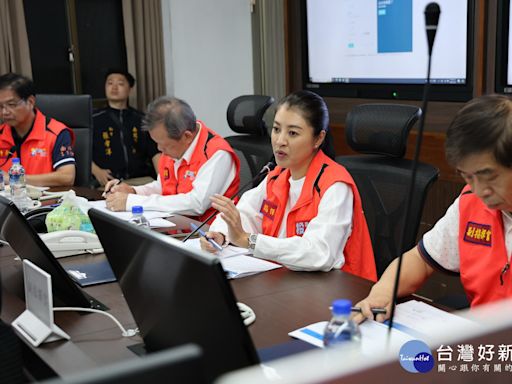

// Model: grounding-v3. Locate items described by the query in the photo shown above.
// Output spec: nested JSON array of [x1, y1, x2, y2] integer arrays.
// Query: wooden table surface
[[0, 188, 375, 378]]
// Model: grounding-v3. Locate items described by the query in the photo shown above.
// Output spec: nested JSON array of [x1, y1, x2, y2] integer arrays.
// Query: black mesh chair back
[[337, 104, 439, 277], [36, 94, 93, 187], [225, 95, 274, 188]]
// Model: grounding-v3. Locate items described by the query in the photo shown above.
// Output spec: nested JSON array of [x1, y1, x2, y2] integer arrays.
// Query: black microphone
[[182, 160, 276, 243], [0, 146, 16, 168], [425, 2, 441, 56], [387, 3, 440, 333]]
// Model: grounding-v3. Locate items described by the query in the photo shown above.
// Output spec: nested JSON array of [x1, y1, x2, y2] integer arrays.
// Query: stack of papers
[[87, 200, 175, 228], [185, 239, 281, 278], [387, 300, 476, 339], [222, 254, 281, 279]]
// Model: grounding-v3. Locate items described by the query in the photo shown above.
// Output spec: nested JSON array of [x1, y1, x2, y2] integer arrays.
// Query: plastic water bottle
[[8, 158, 27, 212], [323, 299, 361, 347], [128, 206, 150, 229]]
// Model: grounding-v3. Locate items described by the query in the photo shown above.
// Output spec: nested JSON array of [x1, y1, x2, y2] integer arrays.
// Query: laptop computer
[[89, 208, 260, 382], [0, 196, 104, 309]]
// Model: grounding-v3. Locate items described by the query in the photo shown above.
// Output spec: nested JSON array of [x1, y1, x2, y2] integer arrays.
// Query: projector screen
[[303, 0, 474, 101]]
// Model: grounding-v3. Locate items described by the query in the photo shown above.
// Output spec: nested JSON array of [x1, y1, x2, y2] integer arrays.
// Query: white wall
[[161, 0, 254, 137]]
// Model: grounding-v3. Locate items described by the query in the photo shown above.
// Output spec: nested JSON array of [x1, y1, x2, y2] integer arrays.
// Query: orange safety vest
[[458, 185, 512, 307], [261, 150, 377, 281], [0, 109, 75, 174], [159, 121, 240, 223]]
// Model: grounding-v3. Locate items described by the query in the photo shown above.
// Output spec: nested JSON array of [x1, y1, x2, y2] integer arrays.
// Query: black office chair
[[36, 94, 93, 187], [225, 95, 274, 189], [336, 104, 439, 277]]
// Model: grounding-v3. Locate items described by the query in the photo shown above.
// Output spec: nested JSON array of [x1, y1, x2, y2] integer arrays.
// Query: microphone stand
[[182, 161, 275, 243], [387, 4, 439, 333]]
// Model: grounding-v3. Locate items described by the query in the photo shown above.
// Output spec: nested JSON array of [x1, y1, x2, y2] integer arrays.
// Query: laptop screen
[[89, 208, 259, 381], [44, 344, 207, 384], [0, 196, 95, 309]]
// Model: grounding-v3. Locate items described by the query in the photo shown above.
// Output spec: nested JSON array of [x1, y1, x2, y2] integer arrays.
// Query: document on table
[[87, 200, 175, 227], [289, 319, 413, 354], [186, 238, 281, 278], [147, 218, 176, 228], [289, 300, 478, 352], [383, 300, 477, 339]]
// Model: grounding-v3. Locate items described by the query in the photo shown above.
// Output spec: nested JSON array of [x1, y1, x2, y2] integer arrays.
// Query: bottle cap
[[11, 158, 20, 164], [132, 205, 143, 214], [331, 299, 352, 315]]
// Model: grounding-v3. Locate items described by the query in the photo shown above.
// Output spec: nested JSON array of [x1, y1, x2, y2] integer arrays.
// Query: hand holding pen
[[102, 178, 122, 198], [328, 306, 387, 315], [192, 223, 224, 253], [351, 307, 387, 315], [351, 294, 391, 324], [102, 178, 135, 198]]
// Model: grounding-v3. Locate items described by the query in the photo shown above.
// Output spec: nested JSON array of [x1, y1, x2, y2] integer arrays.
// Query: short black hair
[[0, 73, 35, 99], [446, 94, 512, 168], [104, 68, 135, 87]]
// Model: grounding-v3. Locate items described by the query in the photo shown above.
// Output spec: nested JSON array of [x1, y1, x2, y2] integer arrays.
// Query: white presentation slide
[[306, 0, 468, 83]]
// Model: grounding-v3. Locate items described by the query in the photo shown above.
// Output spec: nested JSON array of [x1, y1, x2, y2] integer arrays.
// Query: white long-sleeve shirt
[[126, 126, 236, 215], [210, 175, 354, 272]]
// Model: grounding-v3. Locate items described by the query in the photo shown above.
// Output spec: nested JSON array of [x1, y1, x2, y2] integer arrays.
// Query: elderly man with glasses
[[0, 73, 75, 186]]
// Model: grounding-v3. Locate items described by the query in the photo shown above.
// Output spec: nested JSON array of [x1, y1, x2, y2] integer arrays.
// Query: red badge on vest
[[295, 221, 309, 236], [163, 167, 170, 180], [463, 221, 492, 246], [260, 199, 277, 220]]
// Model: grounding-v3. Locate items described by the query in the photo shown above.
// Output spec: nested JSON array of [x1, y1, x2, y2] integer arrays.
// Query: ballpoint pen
[[351, 307, 387, 315], [189, 223, 223, 252], [329, 306, 387, 315], [102, 179, 123, 198]]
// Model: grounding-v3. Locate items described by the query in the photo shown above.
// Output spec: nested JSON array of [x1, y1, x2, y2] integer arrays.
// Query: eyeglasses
[[0, 99, 26, 112]]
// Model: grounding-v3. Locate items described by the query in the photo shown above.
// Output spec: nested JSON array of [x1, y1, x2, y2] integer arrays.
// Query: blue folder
[[64, 259, 116, 287]]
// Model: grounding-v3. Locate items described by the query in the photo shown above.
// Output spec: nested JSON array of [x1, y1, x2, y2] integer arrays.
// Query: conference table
[[0, 188, 376, 379]]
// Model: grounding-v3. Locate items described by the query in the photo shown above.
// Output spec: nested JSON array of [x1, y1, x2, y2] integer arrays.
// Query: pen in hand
[[329, 306, 387, 315], [190, 223, 223, 252], [351, 306, 387, 315], [102, 179, 123, 198]]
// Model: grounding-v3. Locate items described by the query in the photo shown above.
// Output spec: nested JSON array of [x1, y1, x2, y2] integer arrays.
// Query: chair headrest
[[36, 94, 92, 129], [227, 95, 274, 135], [345, 104, 421, 158]]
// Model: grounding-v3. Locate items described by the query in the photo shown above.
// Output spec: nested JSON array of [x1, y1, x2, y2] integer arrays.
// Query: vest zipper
[[500, 262, 510, 286], [117, 110, 130, 178]]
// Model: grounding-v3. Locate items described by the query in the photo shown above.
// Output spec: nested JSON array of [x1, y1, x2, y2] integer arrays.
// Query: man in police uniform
[[355, 94, 512, 322], [92, 69, 160, 186], [0, 73, 75, 186]]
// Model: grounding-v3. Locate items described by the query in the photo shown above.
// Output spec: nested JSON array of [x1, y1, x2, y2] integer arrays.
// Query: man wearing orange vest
[[0, 73, 75, 186], [355, 94, 512, 323], [104, 96, 240, 223]]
